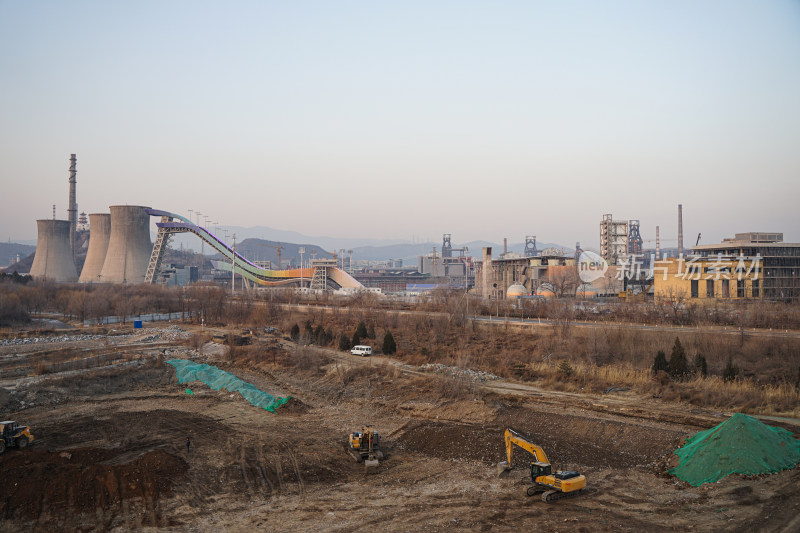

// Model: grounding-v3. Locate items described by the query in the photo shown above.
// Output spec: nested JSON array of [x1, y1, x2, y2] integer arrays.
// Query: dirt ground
[[1, 324, 799, 532]]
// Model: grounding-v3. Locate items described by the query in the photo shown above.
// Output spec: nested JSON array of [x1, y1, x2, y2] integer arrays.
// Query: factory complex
[[11, 155, 800, 303]]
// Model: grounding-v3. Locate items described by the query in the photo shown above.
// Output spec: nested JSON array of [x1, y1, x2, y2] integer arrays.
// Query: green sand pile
[[669, 413, 800, 486]]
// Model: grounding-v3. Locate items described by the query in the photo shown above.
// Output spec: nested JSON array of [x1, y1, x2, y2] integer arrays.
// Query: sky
[[2, 1, 799, 250]]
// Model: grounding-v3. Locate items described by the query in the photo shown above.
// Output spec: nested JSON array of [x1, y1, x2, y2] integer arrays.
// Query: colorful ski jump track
[[146, 209, 363, 289]]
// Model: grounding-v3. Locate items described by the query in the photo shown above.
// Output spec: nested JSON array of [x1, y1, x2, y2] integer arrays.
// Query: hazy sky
[[2, 1, 799, 249]]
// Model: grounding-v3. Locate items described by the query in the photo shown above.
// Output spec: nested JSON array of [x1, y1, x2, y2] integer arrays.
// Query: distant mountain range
[[191, 225, 571, 263], [0, 242, 36, 268]]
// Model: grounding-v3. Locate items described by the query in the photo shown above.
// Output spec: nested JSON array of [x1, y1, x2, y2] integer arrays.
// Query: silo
[[29, 219, 79, 282], [78, 213, 111, 283], [99, 205, 153, 284]]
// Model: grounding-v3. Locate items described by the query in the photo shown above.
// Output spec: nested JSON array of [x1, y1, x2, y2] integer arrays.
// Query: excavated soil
[[1, 326, 799, 532], [0, 448, 186, 524]]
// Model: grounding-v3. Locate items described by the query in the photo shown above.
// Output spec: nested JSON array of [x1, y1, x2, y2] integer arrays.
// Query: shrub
[[382, 330, 397, 355], [723, 356, 739, 382], [352, 321, 368, 347], [669, 337, 689, 380], [338, 334, 351, 351], [557, 360, 575, 378], [694, 353, 708, 377], [290, 324, 300, 342], [313, 324, 325, 344], [652, 351, 669, 375]]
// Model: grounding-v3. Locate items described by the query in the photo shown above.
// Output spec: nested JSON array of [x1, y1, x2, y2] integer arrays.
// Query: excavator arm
[[498, 428, 551, 476], [504, 428, 549, 465]]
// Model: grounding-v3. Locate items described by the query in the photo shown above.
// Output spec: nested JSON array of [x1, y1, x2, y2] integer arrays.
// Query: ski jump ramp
[[144, 209, 363, 289]]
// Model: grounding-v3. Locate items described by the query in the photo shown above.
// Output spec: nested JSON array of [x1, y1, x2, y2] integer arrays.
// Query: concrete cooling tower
[[99, 205, 153, 284], [29, 219, 78, 282], [78, 213, 111, 283]]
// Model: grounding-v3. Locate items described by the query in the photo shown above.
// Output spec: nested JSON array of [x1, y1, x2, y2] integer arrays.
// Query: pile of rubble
[[156, 325, 192, 341], [0, 333, 133, 346], [419, 363, 501, 383]]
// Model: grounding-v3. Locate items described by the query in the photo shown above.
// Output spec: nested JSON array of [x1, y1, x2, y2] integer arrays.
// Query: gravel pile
[[419, 363, 501, 383]]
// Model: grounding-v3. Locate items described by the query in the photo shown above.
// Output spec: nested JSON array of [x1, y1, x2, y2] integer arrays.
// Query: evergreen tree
[[339, 334, 351, 351], [367, 323, 376, 339], [694, 353, 708, 377], [652, 350, 669, 375], [382, 330, 397, 355], [313, 324, 325, 344], [668, 337, 689, 379], [723, 356, 739, 382], [290, 324, 300, 342]]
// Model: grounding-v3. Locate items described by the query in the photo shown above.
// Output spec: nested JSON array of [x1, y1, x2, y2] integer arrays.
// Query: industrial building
[[29, 219, 78, 282], [654, 232, 800, 303], [474, 246, 579, 299], [416, 234, 473, 286], [78, 213, 111, 283], [600, 214, 628, 265], [98, 205, 153, 284]]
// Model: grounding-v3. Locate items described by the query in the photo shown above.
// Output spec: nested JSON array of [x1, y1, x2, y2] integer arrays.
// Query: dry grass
[[518, 360, 800, 417], [270, 303, 800, 416]]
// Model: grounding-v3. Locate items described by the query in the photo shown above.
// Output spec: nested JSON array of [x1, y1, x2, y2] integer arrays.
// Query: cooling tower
[[78, 213, 111, 283], [99, 205, 153, 284], [29, 219, 79, 282]]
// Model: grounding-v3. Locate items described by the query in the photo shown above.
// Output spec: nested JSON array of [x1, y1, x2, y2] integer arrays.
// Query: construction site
[[0, 314, 799, 532]]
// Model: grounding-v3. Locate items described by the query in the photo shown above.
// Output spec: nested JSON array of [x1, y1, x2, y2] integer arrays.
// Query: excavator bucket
[[496, 461, 511, 477], [364, 458, 379, 474]]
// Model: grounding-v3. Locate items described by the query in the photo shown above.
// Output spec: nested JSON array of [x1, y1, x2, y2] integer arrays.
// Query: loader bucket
[[497, 461, 511, 477]]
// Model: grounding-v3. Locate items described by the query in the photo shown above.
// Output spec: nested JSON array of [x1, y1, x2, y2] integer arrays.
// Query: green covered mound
[[669, 413, 800, 486], [167, 359, 291, 413]]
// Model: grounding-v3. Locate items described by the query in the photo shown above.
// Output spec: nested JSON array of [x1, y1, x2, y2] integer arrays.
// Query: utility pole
[[231, 233, 236, 295], [196, 211, 203, 254], [299, 247, 305, 289]]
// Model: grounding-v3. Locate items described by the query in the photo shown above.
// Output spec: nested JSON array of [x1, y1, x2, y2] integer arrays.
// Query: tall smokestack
[[655, 226, 660, 260], [503, 238, 507, 254], [68, 154, 77, 257], [678, 204, 683, 256]]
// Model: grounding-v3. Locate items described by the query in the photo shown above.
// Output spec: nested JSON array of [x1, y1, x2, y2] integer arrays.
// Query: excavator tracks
[[540, 489, 582, 503]]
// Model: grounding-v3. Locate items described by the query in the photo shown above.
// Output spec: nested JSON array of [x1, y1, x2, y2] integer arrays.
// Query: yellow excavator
[[497, 428, 586, 502], [347, 426, 383, 473]]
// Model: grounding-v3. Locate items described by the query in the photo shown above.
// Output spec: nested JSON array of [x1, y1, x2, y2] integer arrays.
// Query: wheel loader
[[497, 428, 586, 502], [347, 426, 383, 473], [0, 421, 34, 455]]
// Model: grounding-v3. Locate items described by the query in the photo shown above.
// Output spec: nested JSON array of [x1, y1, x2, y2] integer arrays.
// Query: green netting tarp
[[167, 359, 291, 413], [669, 413, 800, 486]]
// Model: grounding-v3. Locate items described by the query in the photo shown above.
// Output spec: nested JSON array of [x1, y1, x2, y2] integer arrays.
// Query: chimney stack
[[655, 226, 660, 260], [68, 154, 77, 257], [678, 204, 684, 256], [503, 238, 507, 254]]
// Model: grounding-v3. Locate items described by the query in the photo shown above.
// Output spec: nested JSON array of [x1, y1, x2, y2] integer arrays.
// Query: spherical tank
[[99, 205, 153, 284], [78, 213, 111, 283], [29, 219, 78, 282], [506, 283, 527, 299]]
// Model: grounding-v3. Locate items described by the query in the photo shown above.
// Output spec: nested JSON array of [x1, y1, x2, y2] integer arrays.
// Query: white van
[[350, 345, 372, 357]]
